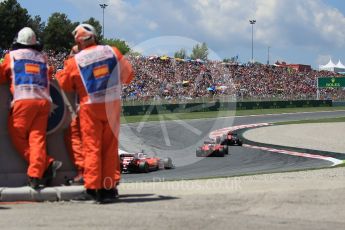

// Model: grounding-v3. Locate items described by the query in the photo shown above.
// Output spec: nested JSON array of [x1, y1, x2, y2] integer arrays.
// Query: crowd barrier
[[333, 101, 345, 107], [122, 100, 332, 116]]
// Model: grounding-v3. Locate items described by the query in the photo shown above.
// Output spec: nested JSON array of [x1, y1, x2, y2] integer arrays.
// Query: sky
[[10, 0, 345, 68]]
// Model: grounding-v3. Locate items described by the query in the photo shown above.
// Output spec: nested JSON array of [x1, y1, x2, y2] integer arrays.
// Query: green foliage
[[223, 56, 238, 63], [0, 0, 31, 48], [101, 38, 131, 54], [190, 42, 208, 60], [28, 15, 45, 42], [43, 13, 78, 51], [0, 1, 129, 53], [128, 50, 142, 57], [174, 48, 187, 59]]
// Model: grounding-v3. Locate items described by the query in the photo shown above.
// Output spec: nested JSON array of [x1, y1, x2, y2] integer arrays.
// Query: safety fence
[[122, 100, 332, 116]]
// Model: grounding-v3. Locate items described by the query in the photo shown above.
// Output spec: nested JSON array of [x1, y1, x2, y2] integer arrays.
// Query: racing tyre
[[163, 157, 174, 169], [139, 162, 149, 173], [214, 150, 225, 157], [196, 150, 203, 157], [221, 134, 227, 145], [223, 146, 229, 155]]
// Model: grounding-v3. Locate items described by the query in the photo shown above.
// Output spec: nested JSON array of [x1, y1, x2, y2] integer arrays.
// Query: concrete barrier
[[0, 81, 76, 187], [0, 186, 85, 202]]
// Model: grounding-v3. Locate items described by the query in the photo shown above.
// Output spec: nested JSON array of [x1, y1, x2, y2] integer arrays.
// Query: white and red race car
[[119, 151, 174, 173]]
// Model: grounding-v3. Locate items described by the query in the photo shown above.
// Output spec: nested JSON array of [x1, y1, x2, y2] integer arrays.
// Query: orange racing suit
[[0, 48, 54, 179], [57, 45, 133, 190], [64, 113, 84, 175], [58, 49, 84, 180]]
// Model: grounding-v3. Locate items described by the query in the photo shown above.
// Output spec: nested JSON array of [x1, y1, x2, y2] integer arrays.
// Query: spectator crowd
[[125, 56, 345, 102], [2, 49, 344, 102]]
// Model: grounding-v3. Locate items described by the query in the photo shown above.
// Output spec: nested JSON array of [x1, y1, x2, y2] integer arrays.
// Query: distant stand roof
[[319, 59, 335, 69], [336, 60, 345, 69], [319, 58, 345, 72]]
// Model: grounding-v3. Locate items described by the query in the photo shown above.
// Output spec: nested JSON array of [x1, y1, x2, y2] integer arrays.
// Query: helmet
[[72, 24, 96, 43], [15, 27, 37, 45]]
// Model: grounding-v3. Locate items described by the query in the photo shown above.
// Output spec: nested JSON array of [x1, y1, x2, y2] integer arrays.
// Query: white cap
[[16, 27, 37, 45], [72, 24, 96, 43]]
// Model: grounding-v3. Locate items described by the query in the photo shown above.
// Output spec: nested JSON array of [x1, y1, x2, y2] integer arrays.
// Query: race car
[[120, 152, 174, 173], [196, 139, 228, 157], [220, 131, 243, 146]]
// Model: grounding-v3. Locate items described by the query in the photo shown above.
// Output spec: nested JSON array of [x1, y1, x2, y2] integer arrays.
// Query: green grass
[[121, 110, 235, 123], [121, 106, 345, 124], [274, 116, 345, 125]]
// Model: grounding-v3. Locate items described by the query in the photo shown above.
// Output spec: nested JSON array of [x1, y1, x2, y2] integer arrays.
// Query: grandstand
[[125, 55, 345, 103], [14, 50, 343, 103]]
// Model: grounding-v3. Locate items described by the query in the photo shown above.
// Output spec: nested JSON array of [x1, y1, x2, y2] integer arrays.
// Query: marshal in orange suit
[[57, 24, 133, 203], [0, 27, 62, 189]]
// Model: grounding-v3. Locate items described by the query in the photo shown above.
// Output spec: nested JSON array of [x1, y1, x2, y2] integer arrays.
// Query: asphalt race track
[[120, 110, 345, 182]]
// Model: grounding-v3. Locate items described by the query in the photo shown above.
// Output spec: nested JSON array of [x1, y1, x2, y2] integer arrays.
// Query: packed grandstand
[[2, 49, 344, 102]]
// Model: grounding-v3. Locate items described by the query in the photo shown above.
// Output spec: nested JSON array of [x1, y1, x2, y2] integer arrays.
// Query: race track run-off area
[[119, 110, 345, 182]]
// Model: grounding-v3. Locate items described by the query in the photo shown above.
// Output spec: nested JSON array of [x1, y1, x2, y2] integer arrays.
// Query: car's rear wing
[[120, 153, 135, 158]]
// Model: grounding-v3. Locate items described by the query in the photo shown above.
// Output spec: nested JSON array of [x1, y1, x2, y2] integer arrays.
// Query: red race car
[[196, 139, 228, 157], [120, 152, 174, 173], [220, 131, 243, 146]]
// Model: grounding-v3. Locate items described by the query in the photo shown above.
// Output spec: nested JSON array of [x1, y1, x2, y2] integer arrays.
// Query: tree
[[190, 42, 209, 61], [83, 17, 102, 41], [223, 55, 238, 63], [0, 0, 31, 48], [174, 48, 187, 59], [128, 50, 141, 57], [28, 15, 45, 42], [43, 13, 78, 51], [101, 38, 131, 55]]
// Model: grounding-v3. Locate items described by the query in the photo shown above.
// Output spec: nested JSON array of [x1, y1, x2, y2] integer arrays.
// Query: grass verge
[[274, 116, 345, 125], [121, 106, 345, 124]]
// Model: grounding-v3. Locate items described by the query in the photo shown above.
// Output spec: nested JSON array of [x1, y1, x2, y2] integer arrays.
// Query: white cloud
[[64, 0, 345, 66], [147, 20, 158, 31], [188, 0, 345, 47], [317, 54, 332, 66]]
